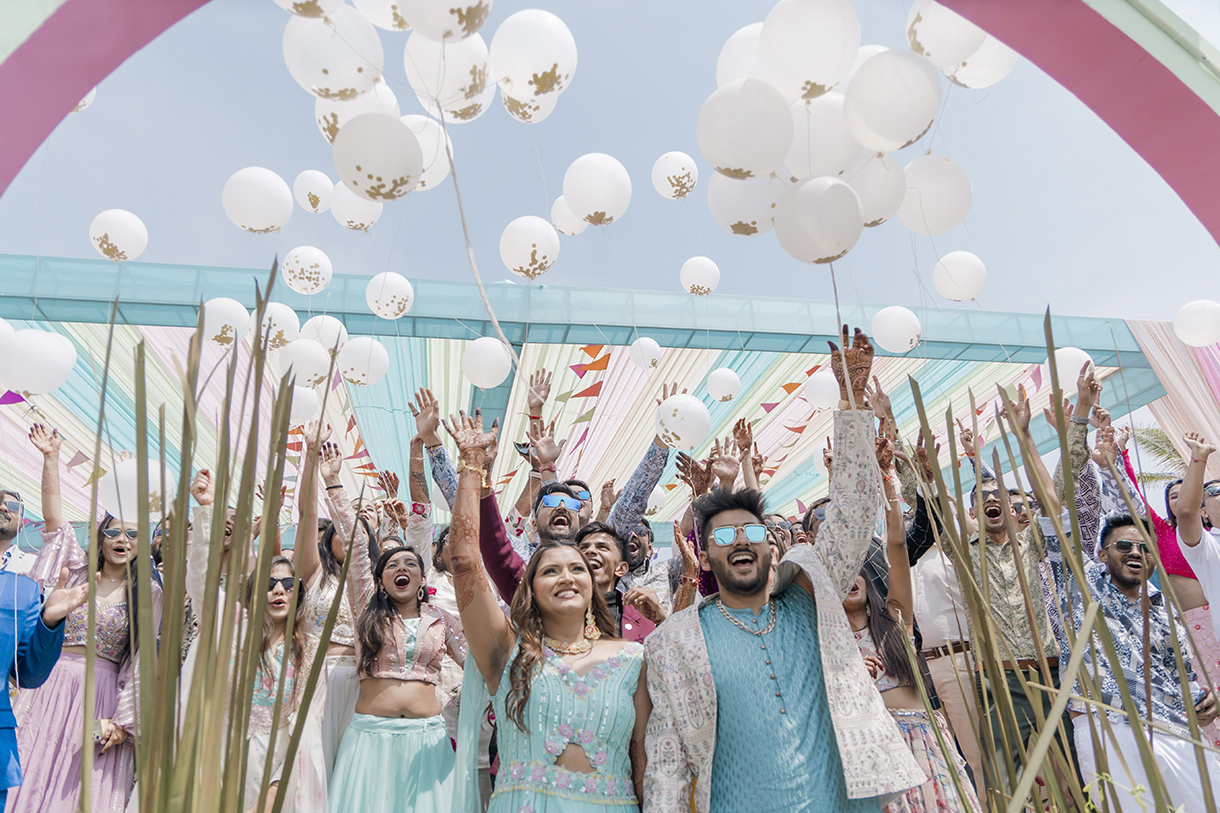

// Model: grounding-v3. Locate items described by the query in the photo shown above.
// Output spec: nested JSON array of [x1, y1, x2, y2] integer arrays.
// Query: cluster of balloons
[[0, 319, 78, 396]]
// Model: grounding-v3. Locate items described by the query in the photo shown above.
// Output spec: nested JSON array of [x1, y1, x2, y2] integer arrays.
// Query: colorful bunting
[[761, 402, 779, 413], [347, 415, 358, 434], [580, 345, 603, 358], [572, 407, 596, 424], [572, 381, 603, 399], [583, 355, 611, 372], [0, 391, 24, 406], [65, 451, 90, 472], [554, 389, 574, 404], [781, 382, 801, 395]]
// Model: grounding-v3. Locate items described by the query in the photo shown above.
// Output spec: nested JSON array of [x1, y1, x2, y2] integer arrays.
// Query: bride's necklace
[[544, 634, 592, 656]]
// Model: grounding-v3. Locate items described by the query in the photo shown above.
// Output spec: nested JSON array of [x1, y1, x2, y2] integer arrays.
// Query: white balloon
[[774, 177, 864, 264], [315, 82, 401, 145], [278, 339, 332, 387], [489, 9, 577, 99], [760, 0, 860, 99], [1174, 300, 1220, 347], [696, 79, 793, 180], [944, 35, 1019, 89], [200, 297, 249, 348], [330, 182, 383, 231], [353, 0, 411, 30], [562, 153, 632, 226], [271, 0, 344, 18], [400, 115, 453, 191], [706, 173, 783, 236], [844, 45, 887, 87], [293, 170, 334, 213], [845, 153, 906, 227], [628, 337, 662, 370], [72, 86, 96, 114], [550, 196, 587, 236], [282, 6, 384, 100], [655, 394, 712, 451], [0, 330, 76, 394], [399, 0, 493, 41], [802, 368, 839, 409], [365, 272, 415, 319], [871, 306, 922, 353], [786, 93, 871, 181], [300, 314, 349, 358], [282, 246, 333, 295], [248, 303, 300, 351], [932, 251, 986, 301], [0, 318, 12, 341], [403, 32, 491, 122], [333, 113, 423, 202], [680, 256, 720, 295], [89, 209, 147, 263], [645, 487, 665, 516], [97, 457, 175, 523], [500, 216, 560, 280], [651, 152, 699, 200], [500, 90, 559, 124], [223, 167, 293, 234], [432, 484, 451, 512], [716, 23, 765, 87], [338, 336, 390, 386], [1045, 347, 1094, 394], [424, 81, 495, 124], [897, 153, 973, 236], [288, 385, 321, 426], [462, 336, 513, 388], [844, 50, 943, 152], [906, 0, 986, 69], [707, 368, 741, 402]]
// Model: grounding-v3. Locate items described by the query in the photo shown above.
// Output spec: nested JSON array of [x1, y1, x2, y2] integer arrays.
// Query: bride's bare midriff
[[355, 677, 441, 718], [327, 642, 356, 657], [881, 685, 926, 711], [1169, 573, 1208, 612]]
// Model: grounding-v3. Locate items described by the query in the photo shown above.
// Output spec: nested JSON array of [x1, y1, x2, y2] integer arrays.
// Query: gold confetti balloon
[[654, 394, 711, 452], [282, 246, 334, 295], [628, 337, 661, 370], [679, 256, 719, 296], [315, 83, 400, 146], [300, 314, 349, 358], [844, 50, 942, 153], [696, 79, 792, 181], [333, 113, 423, 202], [773, 177, 863, 264], [549, 196, 586, 236], [248, 303, 301, 351], [651, 152, 698, 201], [786, 93, 870, 182], [293, 170, 335, 214], [89, 209, 147, 263], [400, 0, 493, 42], [403, 31, 491, 124], [905, 0, 985, 69], [279, 339, 332, 387], [400, 114, 453, 191], [222, 167, 293, 234], [283, 5, 384, 100], [330, 183, 383, 231], [707, 173, 782, 237], [562, 153, 631, 226], [500, 216, 559, 281], [365, 272, 415, 319], [200, 298, 249, 348], [759, 0, 860, 100], [271, 0, 344, 18], [353, 0, 411, 31], [338, 337, 389, 386], [489, 9, 577, 100], [97, 458, 175, 524]]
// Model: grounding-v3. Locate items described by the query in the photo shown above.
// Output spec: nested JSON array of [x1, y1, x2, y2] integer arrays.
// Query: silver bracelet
[[1069, 415, 1090, 425]]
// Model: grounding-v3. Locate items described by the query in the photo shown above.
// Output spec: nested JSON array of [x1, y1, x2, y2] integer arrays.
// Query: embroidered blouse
[[63, 602, 130, 663], [301, 574, 355, 648], [853, 627, 903, 693]]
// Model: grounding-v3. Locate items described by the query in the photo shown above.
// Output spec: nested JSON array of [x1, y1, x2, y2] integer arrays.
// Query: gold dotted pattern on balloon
[[342, 219, 373, 232], [374, 294, 412, 318], [814, 249, 848, 265], [718, 394, 734, 403], [529, 63, 563, 96], [319, 112, 340, 144], [72, 99, 88, 113], [454, 2, 489, 36], [343, 365, 368, 385], [584, 211, 614, 225], [389, 4, 408, 29], [907, 13, 927, 58], [730, 221, 759, 236], [356, 174, 415, 201], [864, 217, 886, 228], [513, 245, 553, 280], [667, 171, 694, 199], [900, 120, 935, 150], [463, 64, 488, 100], [504, 95, 540, 122], [93, 233, 127, 262], [255, 328, 291, 350], [307, 192, 321, 211], [451, 102, 484, 121], [315, 87, 361, 101], [287, 261, 327, 293], [687, 285, 712, 296], [292, 0, 324, 16], [146, 490, 165, 516], [243, 224, 281, 234], [212, 325, 236, 347], [800, 80, 829, 100], [716, 167, 753, 180]]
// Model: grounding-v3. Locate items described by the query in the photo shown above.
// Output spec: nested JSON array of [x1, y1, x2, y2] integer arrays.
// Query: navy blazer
[[0, 571, 65, 790]]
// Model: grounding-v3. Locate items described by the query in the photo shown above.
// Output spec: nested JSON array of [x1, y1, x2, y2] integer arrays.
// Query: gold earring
[[584, 606, 601, 641]]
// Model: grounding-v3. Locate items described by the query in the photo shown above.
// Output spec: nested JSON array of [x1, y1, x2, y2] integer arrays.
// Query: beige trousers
[[927, 648, 984, 791]]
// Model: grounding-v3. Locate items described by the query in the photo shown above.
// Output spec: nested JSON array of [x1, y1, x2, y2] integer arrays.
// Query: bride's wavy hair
[[504, 541, 619, 732]]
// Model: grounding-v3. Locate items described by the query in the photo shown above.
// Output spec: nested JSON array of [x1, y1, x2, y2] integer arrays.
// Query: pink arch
[[942, 0, 1220, 247], [0, 0, 210, 196]]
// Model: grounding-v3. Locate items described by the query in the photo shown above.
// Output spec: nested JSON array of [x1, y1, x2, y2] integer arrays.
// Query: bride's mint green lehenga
[[453, 639, 644, 813]]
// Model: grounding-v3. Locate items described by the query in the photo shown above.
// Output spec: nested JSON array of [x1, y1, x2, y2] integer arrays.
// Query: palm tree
[[1130, 424, 1186, 488]]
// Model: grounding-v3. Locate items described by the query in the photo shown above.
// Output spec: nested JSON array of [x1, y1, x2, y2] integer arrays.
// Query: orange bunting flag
[[497, 467, 521, 485], [573, 381, 603, 399], [781, 382, 802, 395], [663, 483, 679, 491], [580, 345, 603, 358], [582, 354, 611, 372], [286, 441, 303, 452], [782, 423, 808, 434], [805, 364, 821, 377]]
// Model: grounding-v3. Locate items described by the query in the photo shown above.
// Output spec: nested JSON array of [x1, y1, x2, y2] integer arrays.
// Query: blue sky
[[1, 0, 1218, 326]]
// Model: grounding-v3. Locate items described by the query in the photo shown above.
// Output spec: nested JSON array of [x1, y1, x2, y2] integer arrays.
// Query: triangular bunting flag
[[582, 355, 611, 372], [347, 415, 358, 434], [761, 402, 779, 413], [65, 451, 89, 472], [0, 391, 24, 406], [354, 461, 377, 471], [572, 381, 603, 399], [781, 382, 801, 395], [569, 363, 588, 379], [572, 407, 596, 424], [663, 483, 678, 491], [782, 423, 807, 434], [580, 344, 603, 358], [554, 389, 574, 404], [347, 448, 371, 460], [796, 498, 807, 515], [286, 441, 303, 452], [805, 364, 821, 377], [497, 467, 521, 485], [1030, 365, 1043, 391], [569, 426, 590, 452], [83, 467, 106, 487]]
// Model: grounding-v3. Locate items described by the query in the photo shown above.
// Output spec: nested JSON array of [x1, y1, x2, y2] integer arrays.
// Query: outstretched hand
[[408, 388, 443, 446], [828, 326, 874, 404], [1185, 431, 1216, 463], [42, 567, 90, 626], [526, 368, 552, 414], [529, 419, 567, 470], [190, 469, 215, 507], [676, 453, 713, 499], [28, 424, 61, 457], [443, 410, 499, 465]]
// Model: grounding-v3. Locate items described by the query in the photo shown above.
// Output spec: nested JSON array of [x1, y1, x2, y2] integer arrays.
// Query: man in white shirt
[[0, 489, 36, 575], [1175, 433, 1220, 635]]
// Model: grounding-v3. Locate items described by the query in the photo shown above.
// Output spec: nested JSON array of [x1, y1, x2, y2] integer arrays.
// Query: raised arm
[[295, 422, 330, 587], [607, 382, 683, 536], [1177, 432, 1215, 548], [407, 436, 428, 503], [878, 434, 913, 627], [29, 424, 63, 532], [733, 419, 760, 491], [412, 388, 457, 510], [443, 410, 514, 692]]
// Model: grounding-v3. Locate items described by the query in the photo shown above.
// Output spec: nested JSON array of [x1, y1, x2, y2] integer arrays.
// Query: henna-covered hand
[[675, 452, 713, 498], [442, 409, 499, 466], [828, 325, 874, 403], [672, 521, 698, 577], [732, 417, 753, 459], [914, 432, 939, 483], [378, 469, 400, 499], [875, 434, 894, 472]]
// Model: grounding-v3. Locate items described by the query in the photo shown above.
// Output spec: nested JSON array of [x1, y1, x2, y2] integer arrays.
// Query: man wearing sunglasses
[[0, 490, 36, 575], [644, 327, 924, 813]]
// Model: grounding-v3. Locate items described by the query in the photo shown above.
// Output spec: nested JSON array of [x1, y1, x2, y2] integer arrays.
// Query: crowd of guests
[[0, 325, 1218, 812]]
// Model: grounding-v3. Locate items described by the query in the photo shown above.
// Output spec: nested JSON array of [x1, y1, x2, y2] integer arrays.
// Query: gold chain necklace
[[544, 635, 592, 655], [716, 599, 777, 637]]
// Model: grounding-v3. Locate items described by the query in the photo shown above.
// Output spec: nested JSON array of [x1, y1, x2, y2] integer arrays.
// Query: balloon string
[[603, 227, 638, 342], [828, 262, 855, 411], [525, 125, 551, 217]]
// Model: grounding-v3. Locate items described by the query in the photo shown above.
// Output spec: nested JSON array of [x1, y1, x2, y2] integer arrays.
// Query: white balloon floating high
[[489, 9, 577, 99], [399, 0, 493, 41], [501, 90, 559, 124], [223, 167, 293, 234], [802, 368, 840, 409], [278, 339, 332, 387], [338, 336, 390, 386], [330, 182, 383, 231], [562, 153, 632, 225], [1045, 347, 1094, 393], [282, 6, 384, 100], [707, 173, 783, 237], [72, 86, 97, 113], [271, 0, 344, 18], [282, 246, 333, 295], [293, 170, 334, 213], [871, 306, 922, 353], [680, 256, 720, 295], [315, 82, 400, 145], [248, 303, 300, 351], [786, 93, 870, 181], [932, 251, 986, 301], [628, 337, 662, 370], [696, 79, 793, 180], [651, 152, 698, 200], [403, 32, 491, 123], [715, 22, 766, 87], [365, 272, 415, 319], [97, 458, 175, 523], [774, 177, 864, 264], [1174, 300, 1220, 348], [844, 44, 887, 87], [288, 386, 321, 426], [89, 210, 148, 263], [300, 314, 349, 358], [655, 394, 712, 451], [844, 50, 943, 152], [706, 368, 742, 402], [944, 35, 1019, 89], [462, 336, 513, 388], [200, 297, 249, 348], [760, 0, 860, 100], [905, 0, 987, 68], [333, 113, 423, 201], [845, 153, 906, 227], [353, 0, 410, 30], [550, 196, 587, 236], [500, 216, 560, 280], [401, 114, 453, 191], [0, 330, 77, 395], [897, 153, 973, 236]]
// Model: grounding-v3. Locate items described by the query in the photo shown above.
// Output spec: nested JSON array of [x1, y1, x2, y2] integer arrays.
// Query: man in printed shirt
[[0, 491, 37, 575]]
